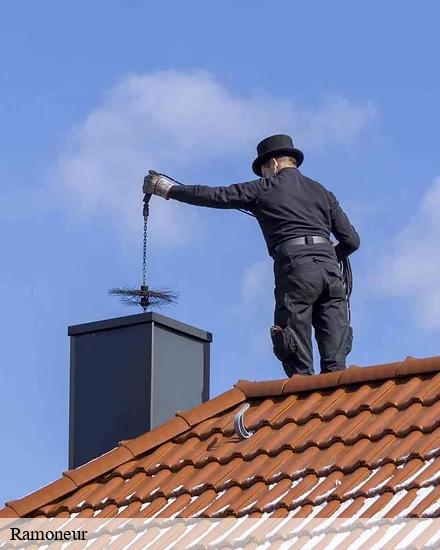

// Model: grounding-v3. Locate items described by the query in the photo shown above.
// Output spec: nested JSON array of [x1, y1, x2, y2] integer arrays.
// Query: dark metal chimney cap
[[68, 311, 213, 342]]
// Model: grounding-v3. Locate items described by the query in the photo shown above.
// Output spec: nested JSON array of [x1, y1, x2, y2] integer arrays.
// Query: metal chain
[[142, 215, 148, 287], [140, 198, 151, 311]]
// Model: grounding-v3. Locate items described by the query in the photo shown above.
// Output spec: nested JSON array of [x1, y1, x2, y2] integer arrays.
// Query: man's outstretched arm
[[144, 172, 262, 211]]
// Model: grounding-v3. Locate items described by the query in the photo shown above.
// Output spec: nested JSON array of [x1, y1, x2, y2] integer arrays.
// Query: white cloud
[[376, 177, 440, 330], [52, 70, 376, 245], [241, 258, 273, 310], [224, 257, 275, 358], [224, 257, 273, 321], [292, 96, 377, 151]]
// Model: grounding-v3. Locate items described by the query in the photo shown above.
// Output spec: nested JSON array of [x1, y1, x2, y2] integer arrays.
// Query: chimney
[[68, 312, 212, 469]]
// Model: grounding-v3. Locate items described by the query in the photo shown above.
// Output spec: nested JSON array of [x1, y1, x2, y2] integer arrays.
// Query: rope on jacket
[[157, 172, 353, 309], [340, 256, 353, 322]]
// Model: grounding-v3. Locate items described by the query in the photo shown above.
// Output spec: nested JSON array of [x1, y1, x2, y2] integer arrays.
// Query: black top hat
[[252, 134, 304, 176]]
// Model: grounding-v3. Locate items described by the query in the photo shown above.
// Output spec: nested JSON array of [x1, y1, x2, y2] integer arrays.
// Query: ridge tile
[[121, 416, 190, 457], [6, 476, 77, 517], [64, 445, 134, 487], [176, 388, 245, 426]]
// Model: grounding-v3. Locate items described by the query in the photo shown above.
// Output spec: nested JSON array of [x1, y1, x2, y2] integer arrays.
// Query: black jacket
[[168, 167, 360, 261]]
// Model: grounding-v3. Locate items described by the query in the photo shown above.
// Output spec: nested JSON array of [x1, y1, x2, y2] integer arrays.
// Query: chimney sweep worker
[[143, 134, 360, 376]]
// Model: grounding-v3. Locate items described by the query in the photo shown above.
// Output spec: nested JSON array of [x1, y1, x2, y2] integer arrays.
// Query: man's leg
[[271, 300, 314, 376], [313, 264, 351, 373], [271, 262, 323, 376]]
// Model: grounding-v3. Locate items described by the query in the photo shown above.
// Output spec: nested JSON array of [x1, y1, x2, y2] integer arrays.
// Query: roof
[[2, 355, 440, 520]]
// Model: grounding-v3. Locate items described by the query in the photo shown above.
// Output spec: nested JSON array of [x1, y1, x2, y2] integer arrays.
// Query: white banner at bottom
[[0, 517, 439, 549]]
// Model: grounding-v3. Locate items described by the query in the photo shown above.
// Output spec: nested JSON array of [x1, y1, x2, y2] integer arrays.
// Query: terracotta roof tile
[[5, 475, 77, 517], [3, 355, 440, 519], [412, 482, 440, 516], [120, 416, 190, 457], [63, 445, 134, 487], [176, 387, 245, 426]]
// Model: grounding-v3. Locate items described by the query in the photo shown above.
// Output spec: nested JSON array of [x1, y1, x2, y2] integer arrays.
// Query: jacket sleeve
[[328, 192, 360, 261], [167, 178, 263, 210]]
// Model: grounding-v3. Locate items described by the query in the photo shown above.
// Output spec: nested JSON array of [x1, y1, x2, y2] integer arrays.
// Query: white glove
[[143, 171, 174, 199]]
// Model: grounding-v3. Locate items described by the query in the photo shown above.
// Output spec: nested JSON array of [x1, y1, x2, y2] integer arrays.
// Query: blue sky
[[1, 0, 440, 506]]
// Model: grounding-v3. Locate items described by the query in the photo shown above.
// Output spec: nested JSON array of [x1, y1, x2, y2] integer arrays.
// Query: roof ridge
[[235, 356, 440, 397], [2, 387, 246, 518]]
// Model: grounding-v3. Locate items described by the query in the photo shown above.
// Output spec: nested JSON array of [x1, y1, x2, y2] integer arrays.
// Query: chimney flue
[[68, 312, 211, 469]]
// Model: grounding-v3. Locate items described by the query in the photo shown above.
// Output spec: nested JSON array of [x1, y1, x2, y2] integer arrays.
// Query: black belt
[[272, 236, 330, 258]]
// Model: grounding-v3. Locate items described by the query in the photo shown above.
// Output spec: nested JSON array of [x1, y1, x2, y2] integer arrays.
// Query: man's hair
[[262, 156, 297, 169]]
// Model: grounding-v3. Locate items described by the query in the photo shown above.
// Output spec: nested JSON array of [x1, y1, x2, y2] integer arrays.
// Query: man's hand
[[143, 171, 174, 199]]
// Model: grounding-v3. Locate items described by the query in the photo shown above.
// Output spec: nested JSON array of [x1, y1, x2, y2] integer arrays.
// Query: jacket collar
[[277, 167, 297, 175]]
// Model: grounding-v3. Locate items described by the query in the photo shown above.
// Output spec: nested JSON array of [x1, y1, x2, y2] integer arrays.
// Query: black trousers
[[271, 248, 352, 377]]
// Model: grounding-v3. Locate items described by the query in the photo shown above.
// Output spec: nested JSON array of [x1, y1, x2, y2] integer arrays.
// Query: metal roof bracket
[[234, 403, 254, 439]]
